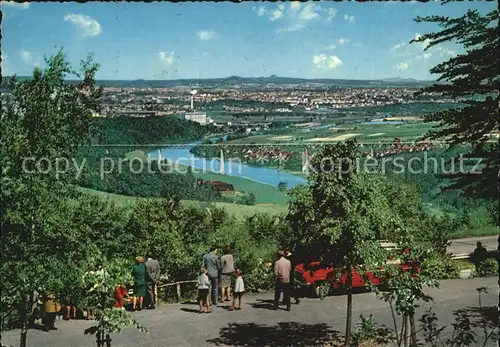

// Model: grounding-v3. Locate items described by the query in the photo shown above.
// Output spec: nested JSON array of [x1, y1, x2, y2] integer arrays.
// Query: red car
[[294, 259, 419, 297]]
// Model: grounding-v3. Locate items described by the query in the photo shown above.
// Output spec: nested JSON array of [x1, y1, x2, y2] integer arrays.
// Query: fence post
[[176, 283, 181, 302]]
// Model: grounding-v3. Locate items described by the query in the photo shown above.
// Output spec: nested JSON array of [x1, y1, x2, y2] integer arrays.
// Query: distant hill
[[2, 75, 437, 88]]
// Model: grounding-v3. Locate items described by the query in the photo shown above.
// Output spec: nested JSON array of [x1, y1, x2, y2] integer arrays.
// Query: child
[[230, 269, 245, 311], [114, 284, 130, 310], [197, 267, 211, 313], [43, 293, 62, 332]]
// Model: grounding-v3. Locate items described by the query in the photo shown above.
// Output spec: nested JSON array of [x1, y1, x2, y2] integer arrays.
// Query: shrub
[[241, 259, 275, 293], [352, 314, 393, 345], [421, 253, 460, 280], [477, 258, 498, 277]]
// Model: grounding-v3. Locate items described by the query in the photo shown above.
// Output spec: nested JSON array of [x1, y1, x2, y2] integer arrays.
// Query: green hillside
[[78, 187, 288, 218]]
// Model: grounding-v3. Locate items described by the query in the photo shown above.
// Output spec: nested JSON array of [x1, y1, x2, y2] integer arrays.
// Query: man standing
[[472, 242, 489, 273], [203, 246, 221, 306], [284, 247, 300, 305], [146, 255, 161, 309], [274, 250, 292, 311]]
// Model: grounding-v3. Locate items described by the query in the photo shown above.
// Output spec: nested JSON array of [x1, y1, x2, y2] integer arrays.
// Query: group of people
[[198, 245, 245, 313], [38, 254, 161, 332], [40, 245, 300, 331], [130, 255, 162, 311], [196, 245, 300, 313]]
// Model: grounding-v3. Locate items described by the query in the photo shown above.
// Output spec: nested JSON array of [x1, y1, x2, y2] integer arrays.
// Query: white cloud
[[64, 13, 101, 37], [415, 52, 432, 61], [258, 2, 322, 33], [434, 46, 456, 57], [253, 4, 285, 21], [20, 50, 40, 67], [344, 14, 355, 23], [391, 42, 406, 51], [394, 62, 409, 71], [338, 38, 349, 45], [158, 51, 175, 66], [253, 6, 267, 17], [269, 5, 285, 21], [290, 2, 302, 11], [298, 3, 320, 21], [413, 33, 431, 50], [326, 8, 338, 22], [326, 45, 336, 50], [313, 54, 343, 70], [3, 1, 30, 9], [21, 50, 32, 63], [197, 30, 217, 41]]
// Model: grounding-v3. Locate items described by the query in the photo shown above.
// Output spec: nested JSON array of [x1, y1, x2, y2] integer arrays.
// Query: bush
[[477, 258, 498, 277], [352, 314, 393, 345], [241, 259, 275, 293], [421, 253, 460, 279]]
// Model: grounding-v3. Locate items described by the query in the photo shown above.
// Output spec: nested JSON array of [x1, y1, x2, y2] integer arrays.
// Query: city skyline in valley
[[2, 1, 495, 80]]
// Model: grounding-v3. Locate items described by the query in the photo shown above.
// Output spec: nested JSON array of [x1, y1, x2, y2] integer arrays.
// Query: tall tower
[[190, 90, 197, 110], [302, 148, 309, 176], [220, 149, 225, 174]]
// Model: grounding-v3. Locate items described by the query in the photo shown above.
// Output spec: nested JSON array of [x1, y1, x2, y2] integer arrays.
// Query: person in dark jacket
[[472, 242, 489, 272], [145, 255, 161, 309], [202, 246, 221, 306]]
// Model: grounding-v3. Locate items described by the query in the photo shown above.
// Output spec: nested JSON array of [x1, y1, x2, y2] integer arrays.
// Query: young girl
[[197, 267, 211, 313], [230, 269, 245, 311]]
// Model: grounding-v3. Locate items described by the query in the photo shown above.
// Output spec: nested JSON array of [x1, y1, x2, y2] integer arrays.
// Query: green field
[[192, 170, 289, 205], [228, 122, 438, 145], [78, 187, 288, 218], [123, 150, 289, 206]]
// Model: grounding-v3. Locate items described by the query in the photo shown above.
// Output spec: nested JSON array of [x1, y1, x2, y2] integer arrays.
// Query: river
[[148, 141, 308, 189]]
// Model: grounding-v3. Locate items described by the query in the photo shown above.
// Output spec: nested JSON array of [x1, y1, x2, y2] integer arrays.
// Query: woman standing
[[131, 256, 147, 311], [220, 245, 235, 303]]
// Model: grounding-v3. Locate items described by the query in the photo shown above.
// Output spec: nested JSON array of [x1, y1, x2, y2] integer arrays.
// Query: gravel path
[[1, 277, 498, 347]]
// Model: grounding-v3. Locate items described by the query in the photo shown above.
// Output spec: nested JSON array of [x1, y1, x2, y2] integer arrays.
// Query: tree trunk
[[19, 306, 28, 347], [389, 300, 401, 346], [345, 288, 352, 346], [403, 315, 409, 347], [105, 333, 111, 347], [409, 314, 417, 346], [96, 331, 103, 347]]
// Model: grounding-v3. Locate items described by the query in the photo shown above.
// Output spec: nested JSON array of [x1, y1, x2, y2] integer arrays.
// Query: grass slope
[[230, 122, 437, 145], [78, 187, 288, 218], [192, 171, 289, 205]]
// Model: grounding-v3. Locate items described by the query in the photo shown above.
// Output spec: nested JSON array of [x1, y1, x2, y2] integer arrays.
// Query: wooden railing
[[157, 280, 197, 302]]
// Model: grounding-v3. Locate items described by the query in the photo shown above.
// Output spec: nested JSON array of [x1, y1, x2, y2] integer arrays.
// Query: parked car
[[293, 247, 419, 297]]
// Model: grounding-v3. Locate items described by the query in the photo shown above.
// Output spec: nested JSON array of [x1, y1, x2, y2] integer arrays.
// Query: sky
[[1, 1, 496, 80]]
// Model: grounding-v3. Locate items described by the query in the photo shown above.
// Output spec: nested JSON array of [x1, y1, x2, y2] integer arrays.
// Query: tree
[[82, 258, 146, 346], [0, 50, 102, 347], [287, 141, 396, 346], [412, 7, 499, 199], [374, 239, 440, 347]]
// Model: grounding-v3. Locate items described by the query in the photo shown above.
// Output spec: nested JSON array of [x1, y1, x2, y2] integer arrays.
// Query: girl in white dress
[[230, 268, 245, 310]]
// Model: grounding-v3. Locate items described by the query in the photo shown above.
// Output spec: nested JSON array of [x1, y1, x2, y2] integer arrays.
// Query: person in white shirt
[[230, 268, 245, 311], [197, 267, 212, 313]]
